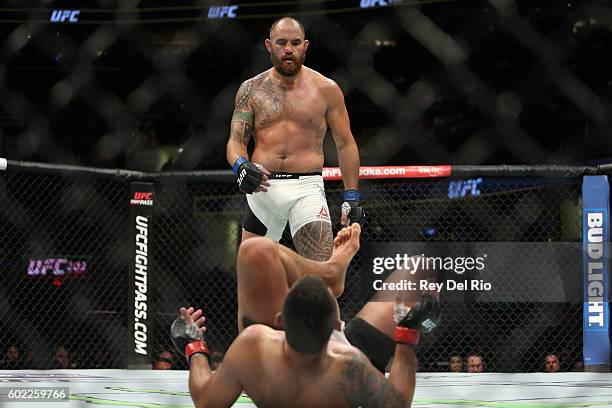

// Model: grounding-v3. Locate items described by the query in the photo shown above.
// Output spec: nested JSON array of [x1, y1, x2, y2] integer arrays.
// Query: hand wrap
[[233, 158, 263, 194], [170, 315, 209, 364], [393, 295, 441, 347], [341, 189, 365, 225]]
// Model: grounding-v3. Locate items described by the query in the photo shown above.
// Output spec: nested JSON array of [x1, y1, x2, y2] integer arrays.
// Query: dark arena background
[[1, 0, 612, 406]]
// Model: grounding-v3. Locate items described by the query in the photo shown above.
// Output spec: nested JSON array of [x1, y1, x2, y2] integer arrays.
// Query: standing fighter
[[226, 16, 363, 261]]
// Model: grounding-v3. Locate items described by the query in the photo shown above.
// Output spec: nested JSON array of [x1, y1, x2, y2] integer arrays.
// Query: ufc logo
[[50, 10, 80, 23], [421, 319, 436, 331], [208, 6, 239, 19], [134, 192, 153, 200], [237, 169, 246, 185], [360, 0, 399, 8]]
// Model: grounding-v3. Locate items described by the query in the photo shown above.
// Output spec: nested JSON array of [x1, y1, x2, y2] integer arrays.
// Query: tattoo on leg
[[293, 221, 333, 261]]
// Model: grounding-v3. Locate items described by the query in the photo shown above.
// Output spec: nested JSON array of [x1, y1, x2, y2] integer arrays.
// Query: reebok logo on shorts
[[317, 207, 329, 219]]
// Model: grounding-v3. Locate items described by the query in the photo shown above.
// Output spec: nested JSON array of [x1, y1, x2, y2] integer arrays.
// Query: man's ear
[[274, 312, 283, 328], [303, 39, 309, 52], [265, 38, 272, 52]]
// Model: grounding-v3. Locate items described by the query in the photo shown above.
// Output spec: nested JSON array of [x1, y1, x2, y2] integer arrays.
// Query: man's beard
[[270, 53, 304, 77]]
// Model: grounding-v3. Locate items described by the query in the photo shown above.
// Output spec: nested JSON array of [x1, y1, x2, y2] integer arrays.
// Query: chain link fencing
[[0, 163, 587, 372], [0, 172, 128, 369], [1, 1, 612, 169], [0, 0, 609, 374]]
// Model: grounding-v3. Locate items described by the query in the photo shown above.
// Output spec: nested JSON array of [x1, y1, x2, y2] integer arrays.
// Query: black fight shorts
[[345, 317, 395, 373]]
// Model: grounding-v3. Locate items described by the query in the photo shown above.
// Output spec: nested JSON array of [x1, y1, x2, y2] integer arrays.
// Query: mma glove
[[170, 315, 209, 365], [393, 295, 441, 348], [341, 189, 365, 225], [233, 157, 263, 194]]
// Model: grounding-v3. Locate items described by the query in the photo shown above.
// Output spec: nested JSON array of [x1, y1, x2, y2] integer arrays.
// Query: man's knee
[[238, 237, 278, 273]]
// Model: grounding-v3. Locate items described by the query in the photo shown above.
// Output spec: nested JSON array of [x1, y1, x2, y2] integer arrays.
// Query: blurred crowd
[[0, 344, 77, 370], [151, 347, 225, 371], [444, 352, 584, 373], [0, 343, 225, 371], [3, 342, 587, 373]]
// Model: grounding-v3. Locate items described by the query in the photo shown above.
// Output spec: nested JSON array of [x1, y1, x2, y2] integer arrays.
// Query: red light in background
[[52, 279, 62, 287]]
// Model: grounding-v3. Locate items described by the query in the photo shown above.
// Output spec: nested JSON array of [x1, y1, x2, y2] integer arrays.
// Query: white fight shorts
[[243, 172, 331, 241], [330, 320, 351, 346]]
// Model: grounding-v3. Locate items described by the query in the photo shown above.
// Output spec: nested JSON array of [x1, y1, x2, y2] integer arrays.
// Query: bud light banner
[[582, 176, 610, 368]]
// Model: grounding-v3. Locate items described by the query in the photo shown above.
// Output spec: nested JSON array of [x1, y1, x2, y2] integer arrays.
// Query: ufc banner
[[128, 182, 154, 368]]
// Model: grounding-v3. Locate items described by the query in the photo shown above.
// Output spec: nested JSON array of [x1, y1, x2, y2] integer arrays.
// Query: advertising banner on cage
[[582, 176, 610, 369], [128, 182, 155, 368]]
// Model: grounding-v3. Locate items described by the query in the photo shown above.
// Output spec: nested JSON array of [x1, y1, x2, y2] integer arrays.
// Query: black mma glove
[[393, 295, 441, 348], [233, 157, 263, 194], [170, 314, 209, 364], [341, 189, 365, 225]]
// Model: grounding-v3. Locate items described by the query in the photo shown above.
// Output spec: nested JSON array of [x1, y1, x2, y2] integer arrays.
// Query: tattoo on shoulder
[[252, 75, 285, 127], [340, 354, 407, 408], [236, 80, 254, 109], [293, 221, 333, 261], [231, 73, 286, 142]]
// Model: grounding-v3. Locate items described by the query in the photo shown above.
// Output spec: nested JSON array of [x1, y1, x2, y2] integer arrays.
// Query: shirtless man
[[226, 16, 363, 262], [171, 225, 441, 405], [172, 275, 439, 408], [236, 224, 434, 373]]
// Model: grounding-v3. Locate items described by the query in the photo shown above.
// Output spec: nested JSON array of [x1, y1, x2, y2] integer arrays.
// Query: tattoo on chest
[[251, 76, 286, 127]]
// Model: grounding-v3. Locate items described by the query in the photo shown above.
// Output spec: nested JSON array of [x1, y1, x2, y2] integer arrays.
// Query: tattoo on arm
[[341, 354, 407, 408], [230, 110, 254, 145], [230, 81, 255, 145], [293, 221, 333, 261]]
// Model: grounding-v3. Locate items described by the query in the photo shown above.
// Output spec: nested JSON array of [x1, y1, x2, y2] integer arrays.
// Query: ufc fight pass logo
[[130, 192, 153, 206]]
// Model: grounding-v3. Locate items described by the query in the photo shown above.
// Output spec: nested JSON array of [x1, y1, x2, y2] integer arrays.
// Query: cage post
[[582, 176, 610, 372], [127, 181, 155, 369]]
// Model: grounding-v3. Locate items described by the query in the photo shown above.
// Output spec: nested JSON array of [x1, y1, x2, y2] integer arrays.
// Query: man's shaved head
[[269, 17, 305, 39], [266, 16, 309, 77]]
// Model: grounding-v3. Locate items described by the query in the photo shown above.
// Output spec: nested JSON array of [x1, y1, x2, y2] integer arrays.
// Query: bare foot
[[330, 223, 361, 269]]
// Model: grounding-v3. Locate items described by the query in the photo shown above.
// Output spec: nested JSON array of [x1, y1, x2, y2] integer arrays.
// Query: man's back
[[235, 325, 373, 408]]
